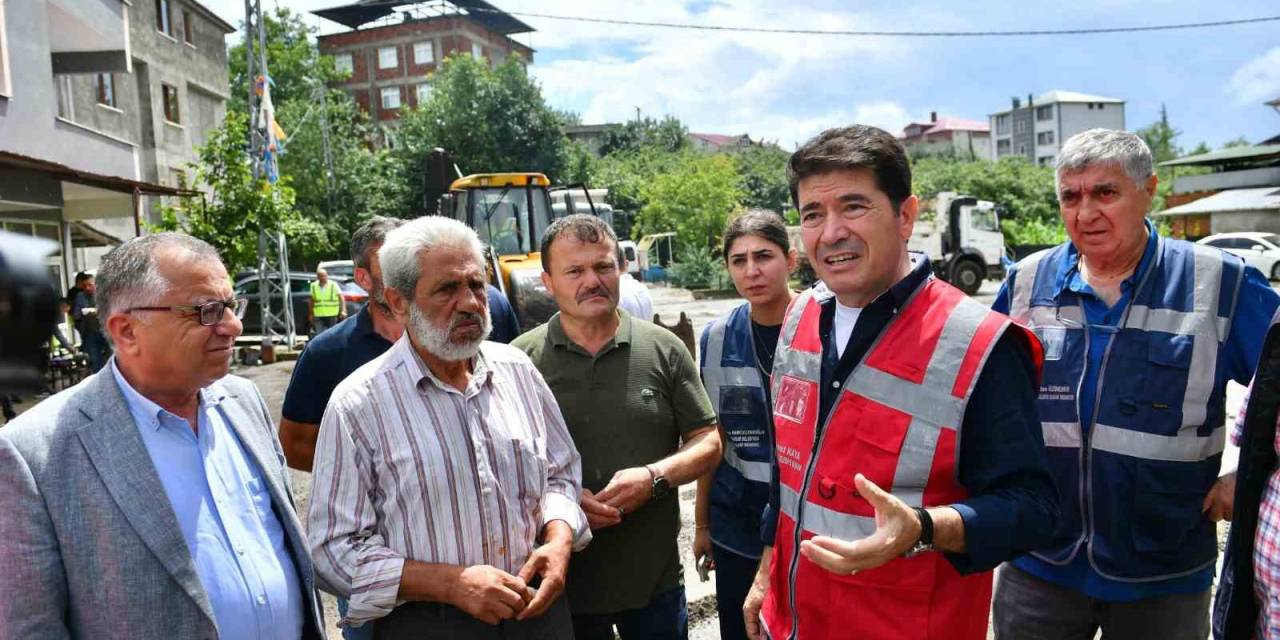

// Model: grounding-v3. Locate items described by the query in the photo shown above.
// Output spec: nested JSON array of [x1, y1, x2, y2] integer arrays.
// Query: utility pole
[[244, 0, 295, 351]]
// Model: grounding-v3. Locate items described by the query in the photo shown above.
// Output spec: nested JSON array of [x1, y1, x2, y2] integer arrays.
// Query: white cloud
[[518, 0, 916, 145], [1228, 47, 1280, 106]]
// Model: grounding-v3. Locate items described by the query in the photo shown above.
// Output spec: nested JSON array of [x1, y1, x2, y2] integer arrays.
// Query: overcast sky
[[202, 0, 1280, 150]]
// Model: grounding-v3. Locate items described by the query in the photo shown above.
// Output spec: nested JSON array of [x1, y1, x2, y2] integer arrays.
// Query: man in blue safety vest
[[992, 128, 1280, 639]]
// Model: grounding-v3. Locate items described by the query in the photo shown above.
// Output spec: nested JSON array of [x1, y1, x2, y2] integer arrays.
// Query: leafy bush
[[669, 245, 730, 290]]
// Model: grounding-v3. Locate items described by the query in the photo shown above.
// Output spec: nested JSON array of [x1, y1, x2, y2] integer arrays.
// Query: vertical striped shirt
[[308, 335, 589, 626]]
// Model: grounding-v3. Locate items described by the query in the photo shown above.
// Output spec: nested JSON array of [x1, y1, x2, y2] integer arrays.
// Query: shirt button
[[831, 381, 840, 388], [257, 595, 266, 606], [236, 547, 245, 556]]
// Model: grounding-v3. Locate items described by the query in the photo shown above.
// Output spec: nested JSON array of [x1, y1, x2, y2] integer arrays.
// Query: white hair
[[1056, 128, 1154, 192], [379, 216, 485, 298]]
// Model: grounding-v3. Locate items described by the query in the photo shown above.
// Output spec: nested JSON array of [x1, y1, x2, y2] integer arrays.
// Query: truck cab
[[442, 173, 558, 331], [907, 192, 1006, 295]]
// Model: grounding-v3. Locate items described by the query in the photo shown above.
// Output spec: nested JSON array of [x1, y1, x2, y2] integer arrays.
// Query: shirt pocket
[[244, 475, 277, 522], [509, 438, 549, 511]]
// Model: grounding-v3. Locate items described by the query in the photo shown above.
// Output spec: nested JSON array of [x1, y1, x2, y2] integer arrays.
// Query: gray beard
[[407, 304, 491, 362]]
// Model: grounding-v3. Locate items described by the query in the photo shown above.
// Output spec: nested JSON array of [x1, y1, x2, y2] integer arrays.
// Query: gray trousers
[[992, 563, 1210, 640], [373, 597, 573, 640]]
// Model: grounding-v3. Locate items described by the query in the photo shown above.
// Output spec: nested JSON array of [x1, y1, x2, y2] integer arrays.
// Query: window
[[183, 10, 194, 44], [334, 52, 353, 75], [995, 114, 1009, 135], [471, 42, 483, 59], [1013, 119, 1028, 134], [1038, 155, 1055, 166], [378, 46, 398, 69], [162, 84, 180, 123], [0, 0, 10, 96], [1017, 144, 1027, 156], [415, 83, 431, 104], [96, 74, 116, 107], [380, 87, 400, 109], [996, 139, 1011, 154], [1036, 105, 1053, 121], [971, 207, 999, 232], [155, 0, 173, 37], [413, 41, 434, 65], [1097, 103, 1105, 110], [1037, 131, 1055, 146], [170, 167, 187, 188], [56, 75, 74, 119]]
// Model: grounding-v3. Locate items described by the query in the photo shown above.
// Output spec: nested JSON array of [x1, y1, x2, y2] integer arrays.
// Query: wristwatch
[[647, 465, 671, 499], [902, 507, 935, 558]]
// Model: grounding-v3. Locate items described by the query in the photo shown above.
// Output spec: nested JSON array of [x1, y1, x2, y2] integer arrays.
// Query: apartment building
[[315, 0, 534, 123], [989, 91, 1125, 165], [900, 112, 991, 161], [0, 0, 230, 287]]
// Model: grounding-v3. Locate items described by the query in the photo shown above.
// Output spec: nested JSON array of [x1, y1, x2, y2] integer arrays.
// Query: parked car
[[234, 272, 367, 334], [317, 259, 356, 280], [1198, 232, 1280, 281]]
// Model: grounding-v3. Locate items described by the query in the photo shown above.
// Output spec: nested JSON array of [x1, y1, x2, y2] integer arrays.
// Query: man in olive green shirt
[[514, 215, 722, 640]]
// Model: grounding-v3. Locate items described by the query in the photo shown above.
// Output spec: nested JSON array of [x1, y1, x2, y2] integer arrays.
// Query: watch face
[[653, 477, 671, 499]]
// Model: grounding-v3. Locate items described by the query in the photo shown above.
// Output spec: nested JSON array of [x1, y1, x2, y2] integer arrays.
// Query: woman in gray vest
[[696, 210, 797, 640]]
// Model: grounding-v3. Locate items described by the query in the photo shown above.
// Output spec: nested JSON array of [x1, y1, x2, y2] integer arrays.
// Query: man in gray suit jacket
[[0, 233, 325, 640]]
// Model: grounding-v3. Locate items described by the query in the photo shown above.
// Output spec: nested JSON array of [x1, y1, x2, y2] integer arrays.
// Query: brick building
[[314, 1, 534, 123]]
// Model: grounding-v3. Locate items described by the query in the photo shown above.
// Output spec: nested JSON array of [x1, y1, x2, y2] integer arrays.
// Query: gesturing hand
[[581, 489, 622, 530], [596, 467, 653, 516], [798, 473, 922, 575], [446, 565, 534, 625]]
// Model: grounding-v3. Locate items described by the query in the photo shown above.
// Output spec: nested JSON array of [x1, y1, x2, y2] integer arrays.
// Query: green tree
[[1222, 136, 1253, 149], [227, 7, 341, 115], [1137, 104, 1181, 165], [276, 94, 406, 262], [154, 111, 329, 273], [634, 152, 744, 252], [600, 116, 689, 156], [912, 156, 1063, 245], [731, 144, 792, 213], [393, 54, 572, 214]]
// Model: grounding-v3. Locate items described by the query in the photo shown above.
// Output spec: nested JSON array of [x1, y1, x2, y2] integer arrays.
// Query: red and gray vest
[[762, 277, 1040, 640]]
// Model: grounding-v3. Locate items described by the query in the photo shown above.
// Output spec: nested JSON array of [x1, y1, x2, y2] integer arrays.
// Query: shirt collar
[[1054, 218, 1159, 299], [109, 358, 224, 431], [394, 333, 492, 395], [547, 308, 632, 351]]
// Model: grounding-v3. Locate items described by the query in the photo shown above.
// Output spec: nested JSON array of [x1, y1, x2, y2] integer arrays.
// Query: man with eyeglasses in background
[[0, 232, 326, 639]]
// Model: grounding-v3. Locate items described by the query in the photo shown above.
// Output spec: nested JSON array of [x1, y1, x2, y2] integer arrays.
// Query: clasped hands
[[581, 466, 655, 530]]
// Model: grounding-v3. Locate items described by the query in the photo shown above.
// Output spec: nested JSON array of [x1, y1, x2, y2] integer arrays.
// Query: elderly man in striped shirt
[[308, 216, 590, 639]]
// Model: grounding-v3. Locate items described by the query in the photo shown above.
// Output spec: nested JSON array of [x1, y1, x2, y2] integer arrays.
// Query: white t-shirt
[[833, 302, 862, 358], [618, 273, 654, 321]]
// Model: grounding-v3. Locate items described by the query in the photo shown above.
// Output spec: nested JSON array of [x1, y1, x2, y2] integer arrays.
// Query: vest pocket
[[1130, 459, 1211, 554], [1141, 334, 1194, 430]]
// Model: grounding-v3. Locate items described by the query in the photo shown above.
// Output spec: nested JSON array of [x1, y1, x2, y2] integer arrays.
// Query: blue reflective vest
[[699, 303, 773, 559], [1007, 236, 1245, 581]]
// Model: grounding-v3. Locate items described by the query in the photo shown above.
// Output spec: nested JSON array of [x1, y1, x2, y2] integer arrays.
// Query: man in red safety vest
[[742, 125, 1061, 640]]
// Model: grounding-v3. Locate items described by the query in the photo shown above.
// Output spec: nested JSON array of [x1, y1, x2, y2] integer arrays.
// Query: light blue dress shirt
[[111, 362, 304, 640]]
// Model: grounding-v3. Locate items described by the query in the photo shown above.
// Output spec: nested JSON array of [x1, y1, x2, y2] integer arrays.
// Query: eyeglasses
[[127, 297, 247, 327]]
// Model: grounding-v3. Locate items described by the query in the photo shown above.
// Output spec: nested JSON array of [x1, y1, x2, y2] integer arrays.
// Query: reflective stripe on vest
[[702, 309, 772, 484], [1006, 236, 1242, 581], [1010, 240, 1233, 457], [311, 281, 341, 317], [764, 276, 1029, 640]]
